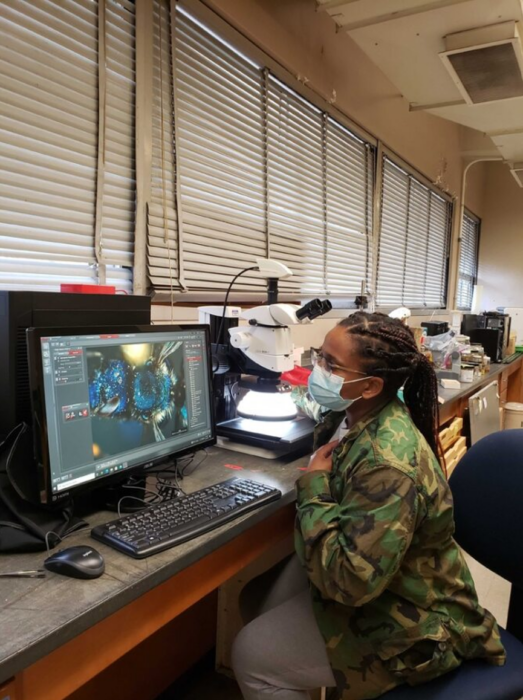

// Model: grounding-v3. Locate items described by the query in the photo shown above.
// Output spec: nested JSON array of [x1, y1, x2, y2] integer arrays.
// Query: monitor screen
[[28, 325, 215, 503]]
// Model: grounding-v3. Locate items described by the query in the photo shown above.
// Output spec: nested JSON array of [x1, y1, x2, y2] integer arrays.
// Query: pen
[[0, 570, 46, 579]]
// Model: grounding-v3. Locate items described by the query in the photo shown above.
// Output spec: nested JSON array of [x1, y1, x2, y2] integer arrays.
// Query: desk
[[0, 448, 307, 700], [1, 359, 522, 700]]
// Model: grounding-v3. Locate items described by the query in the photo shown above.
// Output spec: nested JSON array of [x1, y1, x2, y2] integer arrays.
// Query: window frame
[[456, 208, 481, 312]]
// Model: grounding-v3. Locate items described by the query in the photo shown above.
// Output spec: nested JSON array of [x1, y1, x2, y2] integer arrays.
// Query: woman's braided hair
[[339, 312, 443, 465]]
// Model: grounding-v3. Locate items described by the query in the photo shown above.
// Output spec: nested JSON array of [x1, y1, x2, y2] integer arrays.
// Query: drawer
[[446, 456, 459, 478], [448, 417, 463, 440], [444, 444, 458, 465], [439, 427, 451, 449], [440, 417, 464, 451], [454, 436, 467, 454]]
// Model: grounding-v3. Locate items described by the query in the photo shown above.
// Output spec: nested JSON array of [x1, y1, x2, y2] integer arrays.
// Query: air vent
[[441, 22, 523, 105], [15, 326, 31, 424], [510, 164, 523, 188]]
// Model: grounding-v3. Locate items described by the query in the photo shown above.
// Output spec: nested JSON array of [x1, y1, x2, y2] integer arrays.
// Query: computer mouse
[[44, 545, 105, 580]]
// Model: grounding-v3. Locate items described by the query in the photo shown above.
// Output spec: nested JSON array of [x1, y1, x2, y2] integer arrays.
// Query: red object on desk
[[281, 366, 311, 386], [60, 284, 116, 295]]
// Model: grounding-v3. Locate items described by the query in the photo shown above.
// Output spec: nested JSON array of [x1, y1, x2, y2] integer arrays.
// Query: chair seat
[[381, 628, 523, 700]]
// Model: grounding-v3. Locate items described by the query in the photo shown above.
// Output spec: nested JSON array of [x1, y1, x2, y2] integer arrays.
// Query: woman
[[232, 312, 505, 700]]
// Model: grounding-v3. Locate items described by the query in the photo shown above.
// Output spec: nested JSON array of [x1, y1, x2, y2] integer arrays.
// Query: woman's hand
[[307, 440, 340, 473]]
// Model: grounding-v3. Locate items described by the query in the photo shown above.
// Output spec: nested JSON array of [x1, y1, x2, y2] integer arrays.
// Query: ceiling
[[316, 0, 523, 179]]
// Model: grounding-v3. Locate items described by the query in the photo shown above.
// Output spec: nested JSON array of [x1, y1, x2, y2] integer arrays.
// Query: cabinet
[[0, 679, 17, 700], [499, 370, 509, 405]]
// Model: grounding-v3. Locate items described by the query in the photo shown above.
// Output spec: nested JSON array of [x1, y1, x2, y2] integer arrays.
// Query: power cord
[[215, 265, 258, 345], [115, 482, 164, 517], [178, 448, 208, 478], [141, 448, 209, 503]]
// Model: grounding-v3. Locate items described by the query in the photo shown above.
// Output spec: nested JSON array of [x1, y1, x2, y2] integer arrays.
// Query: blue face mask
[[308, 365, 366, 412]]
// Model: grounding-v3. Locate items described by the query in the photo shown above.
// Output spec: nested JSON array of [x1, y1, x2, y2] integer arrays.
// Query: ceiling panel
[[318, 0, 523, 163], [427, 96, 523, 131], [344, 0, 519, 106], [490, 133, 523, 161]]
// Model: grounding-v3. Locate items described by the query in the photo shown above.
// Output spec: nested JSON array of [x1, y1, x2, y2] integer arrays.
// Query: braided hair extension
[[339, 312, 444, 467]]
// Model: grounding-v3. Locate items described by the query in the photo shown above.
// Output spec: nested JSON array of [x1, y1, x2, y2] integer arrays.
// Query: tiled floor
[[158, 554, 512, 699]]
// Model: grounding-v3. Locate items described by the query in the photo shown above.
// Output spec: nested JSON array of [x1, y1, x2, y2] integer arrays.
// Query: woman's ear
[[362, 376, 384, 399]]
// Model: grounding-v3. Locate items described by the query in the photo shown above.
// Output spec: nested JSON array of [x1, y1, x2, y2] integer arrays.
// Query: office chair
[[381, 430, 523, 700]]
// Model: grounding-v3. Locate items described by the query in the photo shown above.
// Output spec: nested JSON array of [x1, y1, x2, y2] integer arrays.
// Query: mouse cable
[[44, 524, 90, 555]]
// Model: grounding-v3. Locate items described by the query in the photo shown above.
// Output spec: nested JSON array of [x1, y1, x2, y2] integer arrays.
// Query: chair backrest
[[449, 429, 523, 588]]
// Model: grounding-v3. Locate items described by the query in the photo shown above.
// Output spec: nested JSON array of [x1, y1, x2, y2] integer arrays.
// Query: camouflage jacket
[[295, 400, 505, 697]]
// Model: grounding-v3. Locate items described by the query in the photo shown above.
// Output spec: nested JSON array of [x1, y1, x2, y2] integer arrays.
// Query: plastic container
[[460, 365, 474, 383], [503, 402, 523, 430]]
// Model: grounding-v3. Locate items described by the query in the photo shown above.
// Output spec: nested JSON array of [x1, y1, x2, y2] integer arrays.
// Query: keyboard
[[502, 352, 523, 364], [91, 478, 282, 559]]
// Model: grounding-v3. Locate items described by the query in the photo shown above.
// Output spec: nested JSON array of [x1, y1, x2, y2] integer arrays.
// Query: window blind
[[267, 77, 325, 294], [172, 8, 266, 292], [325, 119, 373, 295], [0, 0, 134, 292], [266, 80, 373, 296], [147, 5, 374, 297], [148, 0, 181, 291], [457, 211, 480, 310], [101, 0, 136, 278], [376, 156, 452, 308]]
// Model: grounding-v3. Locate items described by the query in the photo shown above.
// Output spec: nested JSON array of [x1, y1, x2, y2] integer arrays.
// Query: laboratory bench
[[1, 357, 522, 700], [0, 448, 306, 700]]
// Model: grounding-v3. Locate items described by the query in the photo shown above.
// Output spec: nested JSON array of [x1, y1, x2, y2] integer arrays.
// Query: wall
[[464, 162, 488, 220], [478, 162, 523, 311]]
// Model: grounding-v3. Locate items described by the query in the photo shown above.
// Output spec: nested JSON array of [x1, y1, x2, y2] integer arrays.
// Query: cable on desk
[[44, 524, 90, 554], [179, 448, 209, 478], [117, 495, 153, 518], [113, 448, 210, 513]]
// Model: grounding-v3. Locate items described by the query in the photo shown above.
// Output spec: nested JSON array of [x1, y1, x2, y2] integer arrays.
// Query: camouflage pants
[[231, 556, 401, 700]]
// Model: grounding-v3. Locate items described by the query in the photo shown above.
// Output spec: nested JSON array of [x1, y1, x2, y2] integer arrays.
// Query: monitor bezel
[[27, 323, 216, 506]]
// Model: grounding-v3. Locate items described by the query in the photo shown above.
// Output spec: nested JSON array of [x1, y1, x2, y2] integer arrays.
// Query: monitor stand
[[73, 474, 149, 516]]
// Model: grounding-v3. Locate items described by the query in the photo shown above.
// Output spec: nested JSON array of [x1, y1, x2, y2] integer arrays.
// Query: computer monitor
[[27, 325, 216, 505]]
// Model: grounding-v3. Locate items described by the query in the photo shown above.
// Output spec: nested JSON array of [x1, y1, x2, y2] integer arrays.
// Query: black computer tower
[[461, 314, 486, 336], [484, 312, 511, 359], [469, 328, 503, 363], [0, 291, 151, 438]]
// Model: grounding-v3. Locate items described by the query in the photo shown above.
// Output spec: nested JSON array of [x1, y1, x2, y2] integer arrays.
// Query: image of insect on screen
[[87, 340, 188, 460]]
